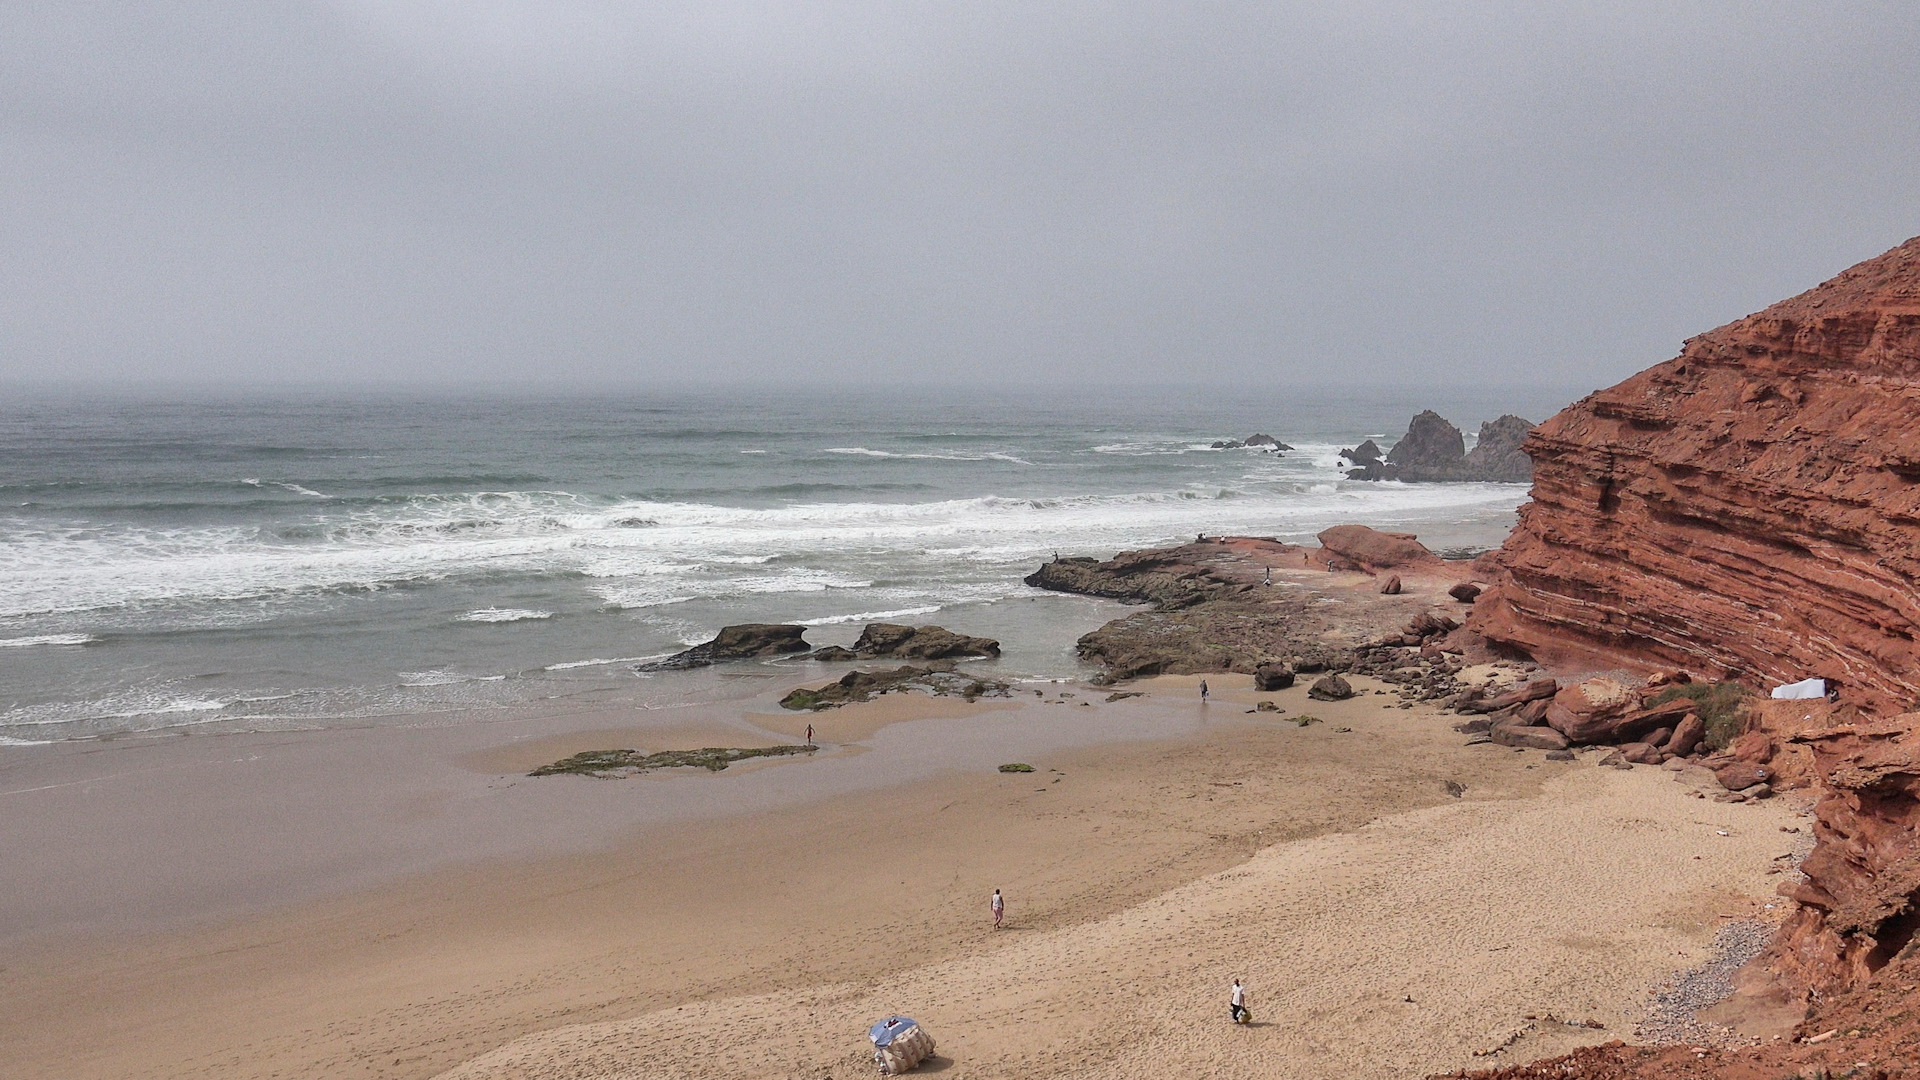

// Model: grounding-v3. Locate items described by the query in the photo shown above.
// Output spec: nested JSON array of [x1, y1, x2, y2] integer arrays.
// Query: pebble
[[1635, 921, 1772, 1047]]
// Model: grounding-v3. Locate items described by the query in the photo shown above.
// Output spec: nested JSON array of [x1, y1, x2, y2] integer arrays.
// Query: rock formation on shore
[[779, 663, 1009, 710], [1342, 413, 1535, 483], [1469, 236, 1920, 715], [1025, 533, 1472, 698]]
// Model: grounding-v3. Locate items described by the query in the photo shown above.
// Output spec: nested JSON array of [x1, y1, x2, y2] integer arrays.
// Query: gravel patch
[[1634, 920, 1772, 1046]]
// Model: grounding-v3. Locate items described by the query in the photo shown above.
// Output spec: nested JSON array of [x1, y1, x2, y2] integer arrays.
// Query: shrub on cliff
[[1648, 681, 1751, 751]]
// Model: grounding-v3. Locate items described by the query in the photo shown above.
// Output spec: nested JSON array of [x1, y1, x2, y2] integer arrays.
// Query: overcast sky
[[2, 2, 1916, 390]]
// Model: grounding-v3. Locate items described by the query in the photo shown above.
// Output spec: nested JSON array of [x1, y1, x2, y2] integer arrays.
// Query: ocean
[[0, 384, 1571, 745]]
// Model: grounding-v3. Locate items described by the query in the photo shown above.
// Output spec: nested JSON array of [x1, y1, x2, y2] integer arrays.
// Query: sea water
[[0, 384, 1571, 744]]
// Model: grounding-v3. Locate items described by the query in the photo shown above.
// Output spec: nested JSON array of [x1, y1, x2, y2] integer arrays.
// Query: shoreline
[[0, 666, 1806, 1080]]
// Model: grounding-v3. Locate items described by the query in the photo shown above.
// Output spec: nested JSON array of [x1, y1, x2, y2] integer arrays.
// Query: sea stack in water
[[1468, 234, 1920, 715], [1343, 412, 1534, 483]]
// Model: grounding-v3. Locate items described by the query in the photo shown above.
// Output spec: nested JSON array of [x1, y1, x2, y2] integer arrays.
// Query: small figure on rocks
[[1230, 979, 1249, 1023], [1262, 566, 1271, 586], [991, 888, 1005, 929]]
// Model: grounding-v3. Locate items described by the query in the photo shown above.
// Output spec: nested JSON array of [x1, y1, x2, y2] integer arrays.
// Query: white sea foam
[[243, 478, 332, 498], [0, 693, 229, 728], [822, 447, 1033, 464], [0, 633, 96, 647], [543, 655, 662, 670], [398, 670, 509, 686], [796, 605, 942, 626], [459, 608, 553, 623], [0, 735, 55, 746], [0, 478, 1527, 620]]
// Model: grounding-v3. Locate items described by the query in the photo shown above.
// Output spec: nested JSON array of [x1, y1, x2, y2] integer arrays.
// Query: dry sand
[[0, 674, 1804, 1080]]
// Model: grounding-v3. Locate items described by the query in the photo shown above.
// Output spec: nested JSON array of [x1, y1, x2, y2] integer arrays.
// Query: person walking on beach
[[1230, 978, 1248, 1023], [991, 888, 1004, 929], [805, 722, 813, 746], [1199, 679, 1209, 704]]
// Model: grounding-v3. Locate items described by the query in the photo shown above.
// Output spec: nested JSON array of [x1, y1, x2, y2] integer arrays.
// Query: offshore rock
[[1254, 663, 1295, 691], [1344, 412, 1536, 482], [1461, 415, 1534, 482], [1384, 410, 1466, 474], [1469, 235, 1920, 715], [817, 623, 1001, 660], [640, 623, 810, 670]]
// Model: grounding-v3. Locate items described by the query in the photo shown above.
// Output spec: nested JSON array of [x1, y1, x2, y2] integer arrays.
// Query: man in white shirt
[[991, 889, 1005, 929], [1230, 979, 1247, 1022]]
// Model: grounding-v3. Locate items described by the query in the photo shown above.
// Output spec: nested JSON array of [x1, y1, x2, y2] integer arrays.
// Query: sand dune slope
[[438, 767, 1799, 1080]]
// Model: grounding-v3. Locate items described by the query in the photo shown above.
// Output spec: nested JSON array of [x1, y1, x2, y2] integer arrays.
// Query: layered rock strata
[[1471, 236, 1920, 717]]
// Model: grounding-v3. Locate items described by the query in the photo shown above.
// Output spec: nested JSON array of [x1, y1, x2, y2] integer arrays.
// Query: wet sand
[[0, 673, 1804, 1080]]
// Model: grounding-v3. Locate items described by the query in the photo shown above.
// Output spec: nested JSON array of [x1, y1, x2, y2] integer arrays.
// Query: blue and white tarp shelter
[[868, 1015, 935, 1074]]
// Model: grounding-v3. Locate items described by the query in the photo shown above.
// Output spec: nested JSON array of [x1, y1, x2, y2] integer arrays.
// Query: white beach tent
[[1770, 677, 1827, 700]]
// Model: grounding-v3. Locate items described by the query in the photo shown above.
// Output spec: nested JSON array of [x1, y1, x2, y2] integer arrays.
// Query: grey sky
[[3, 2, 1917, 389]]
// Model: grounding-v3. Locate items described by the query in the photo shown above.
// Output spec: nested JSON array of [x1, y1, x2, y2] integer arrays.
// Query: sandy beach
[[0, 670, 1804, 1080]]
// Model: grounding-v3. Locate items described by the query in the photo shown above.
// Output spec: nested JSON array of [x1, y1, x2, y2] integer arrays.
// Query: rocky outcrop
[[1212, 434, 1293, 451], [1469, 235, 1920, 716], [639, 624, 811, 670], [1339, 439, 1388, 479], [779, 664, 1011, 710], [811, 623, 999, 661], [1343, 413, 1536, 482], [1753, 714, 1920, 999], [1385, 410, 1467, 474], [1316, 525, 1443, 574], [1462, 416, 1533, 482], [1024, 549, 1249, 609]]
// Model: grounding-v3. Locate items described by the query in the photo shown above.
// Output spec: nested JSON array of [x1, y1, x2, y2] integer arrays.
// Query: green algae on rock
[[531, 744, 817, 778]]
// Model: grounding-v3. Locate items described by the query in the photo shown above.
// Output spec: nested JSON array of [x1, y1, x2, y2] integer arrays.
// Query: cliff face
[[1471, 235, 1920, 715]]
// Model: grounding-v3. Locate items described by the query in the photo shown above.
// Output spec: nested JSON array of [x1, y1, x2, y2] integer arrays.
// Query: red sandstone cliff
[[1472, 235, 1920, 716], [1456, 238, 1920, 1074]]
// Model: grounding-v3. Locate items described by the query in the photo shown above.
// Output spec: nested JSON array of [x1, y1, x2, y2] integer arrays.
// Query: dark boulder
[[641, 623, 810, 670], [1307, 674, 1355, 701], [1448, 583, 1482, 603], [1380, 575, 1402, 595], [1254, 663, 1295, 691], [847, 623, 1000, 660]]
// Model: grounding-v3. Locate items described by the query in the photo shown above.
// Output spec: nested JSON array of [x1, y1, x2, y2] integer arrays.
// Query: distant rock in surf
[[1210, 433, 1292, 451], [638, 623, 811, 671], [1342, 413, 1534, 482]]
